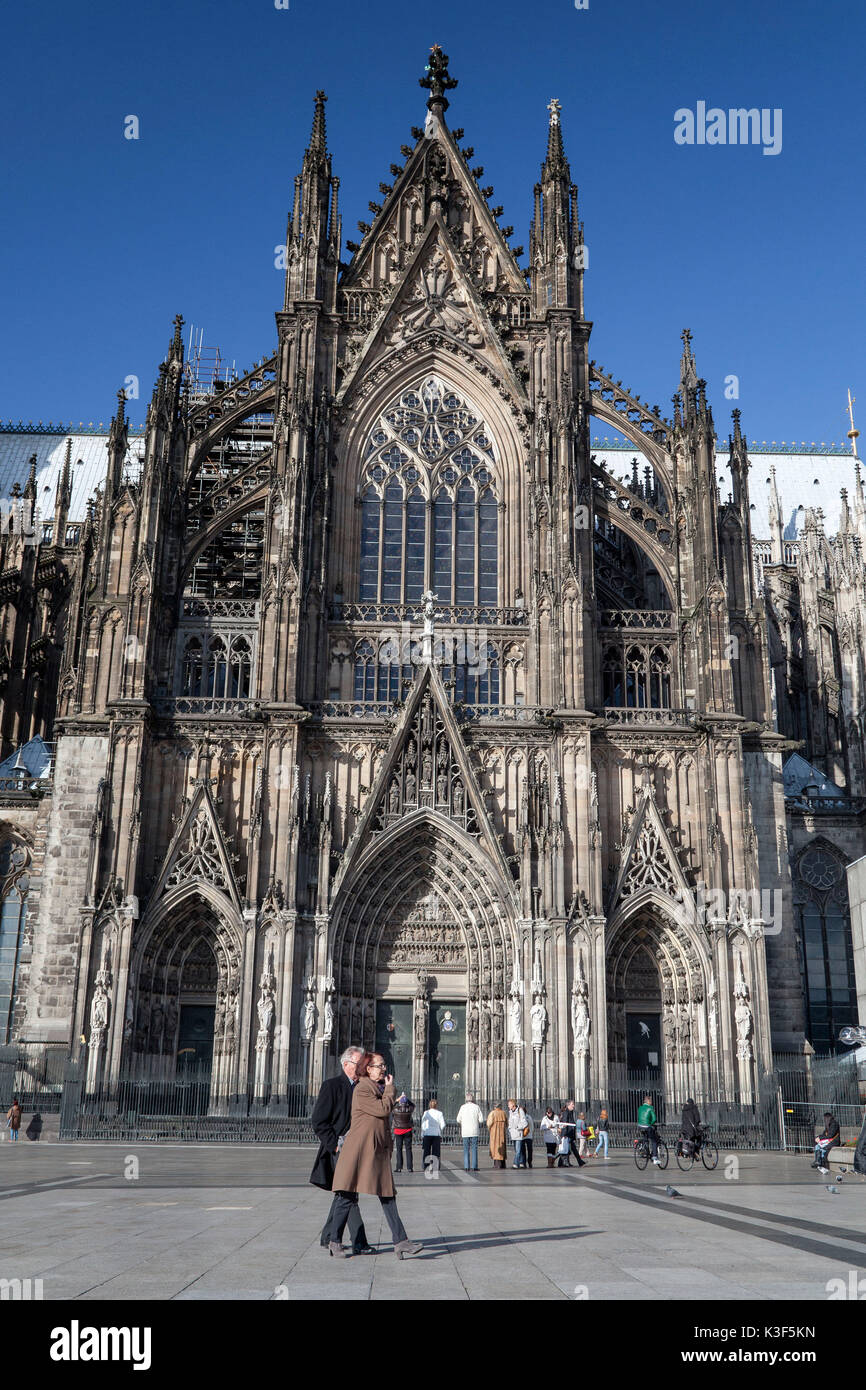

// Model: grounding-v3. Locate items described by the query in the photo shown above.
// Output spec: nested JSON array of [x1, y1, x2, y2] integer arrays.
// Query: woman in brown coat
[[487, 1102, 507, 1168], [329, 1052, 422, 1260]]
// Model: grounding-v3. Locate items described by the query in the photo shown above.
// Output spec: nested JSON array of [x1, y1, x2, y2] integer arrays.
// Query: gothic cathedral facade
[[10, 49, 820, 1111]]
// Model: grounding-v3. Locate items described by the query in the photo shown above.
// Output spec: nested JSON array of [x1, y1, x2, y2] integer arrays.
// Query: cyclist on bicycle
[[680, 1098, 702, 1156], [637, 1093, 660, 1164]]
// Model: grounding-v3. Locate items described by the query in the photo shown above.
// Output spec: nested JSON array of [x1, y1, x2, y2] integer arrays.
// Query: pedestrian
[[329, 1052, 422, 1260], [540, 1107, 559, 1167], [309, 1045, 375, 1255], [637, 1093, 660, 1164], [576, 1110, 589, 1159], [522, 1106, 535, 1167], [487, 1101, 508, 1168], [680, 1097, 702, 1156], [811, 1111, 840, 1174], [6, 1097, 21, 1143], [506, 1098, 529, 1168], [594, 1105, 611, 1159], [559, 1100, 586, 1167], [421, 1097, 446, 1172], [392, 1090, 415, 1173], [455, 1092, 485, 1171]]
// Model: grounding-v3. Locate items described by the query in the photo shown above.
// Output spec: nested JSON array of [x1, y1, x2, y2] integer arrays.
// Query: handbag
[[557, 1136, 570, 1155], [522, 1124, 530, 1138]]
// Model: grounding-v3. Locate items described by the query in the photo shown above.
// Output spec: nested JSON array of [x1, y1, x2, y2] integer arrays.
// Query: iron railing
[[2, 1046, 855, 1147]]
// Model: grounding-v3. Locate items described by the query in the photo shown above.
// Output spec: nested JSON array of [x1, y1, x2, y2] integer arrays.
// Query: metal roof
[[0, 430, 858, 539], [593, 443, 860, 542], [0, 433, 144, 523]]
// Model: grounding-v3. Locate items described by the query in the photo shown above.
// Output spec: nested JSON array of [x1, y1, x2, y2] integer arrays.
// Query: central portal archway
[[331, 813, 516, 1105]]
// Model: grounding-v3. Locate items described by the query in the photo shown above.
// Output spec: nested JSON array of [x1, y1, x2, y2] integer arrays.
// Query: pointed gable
[[338, 220, 527, 404], [341, 117, 527, 300], [331, 664, 513, 903], [609, 786, 693, 914], [150, 781, 242, 912]]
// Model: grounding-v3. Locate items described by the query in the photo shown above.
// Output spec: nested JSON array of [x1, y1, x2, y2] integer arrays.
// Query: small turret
[[54, 438, 74, 544], [284, 91, 341, 309]]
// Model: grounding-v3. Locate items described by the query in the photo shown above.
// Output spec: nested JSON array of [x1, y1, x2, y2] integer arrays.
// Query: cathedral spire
[[679, 328, 698, 416], [309, 89, 328, 156], [54, 437, 73, 542], [284, 89, 340, 308], [170, 313, 184, 362], [530, 98, 581, 314], [543, 97, 567, 176], [728, 408, 748, 509], [23, 451, 37, 502], [419, 44, 457, 115], [768, 464, 784, 565]]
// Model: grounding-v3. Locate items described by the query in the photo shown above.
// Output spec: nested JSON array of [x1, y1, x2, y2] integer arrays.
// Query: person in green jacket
[[637, 1094, 660, 1163]]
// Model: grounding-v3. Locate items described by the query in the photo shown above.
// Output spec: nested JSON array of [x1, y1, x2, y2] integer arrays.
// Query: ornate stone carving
[[733, 956, 753, 1060], [571, 953, 591, 1055], [387, 248, 484, 347], [530, 995, 547, 1048]]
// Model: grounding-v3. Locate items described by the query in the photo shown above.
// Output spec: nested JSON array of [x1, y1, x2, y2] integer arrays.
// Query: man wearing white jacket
[[455, 1093, 485, 1171], [421, 1098, 446, 1171]]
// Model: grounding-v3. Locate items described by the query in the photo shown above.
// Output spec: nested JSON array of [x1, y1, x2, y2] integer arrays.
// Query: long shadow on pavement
[[398, 1227, 602, 1256]]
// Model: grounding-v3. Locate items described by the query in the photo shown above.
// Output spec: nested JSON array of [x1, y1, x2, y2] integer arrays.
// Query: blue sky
[[2, 0, 864, 447]]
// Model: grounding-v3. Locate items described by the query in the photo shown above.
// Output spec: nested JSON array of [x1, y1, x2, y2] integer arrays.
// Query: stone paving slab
[[0, 1144, 863, 1301]]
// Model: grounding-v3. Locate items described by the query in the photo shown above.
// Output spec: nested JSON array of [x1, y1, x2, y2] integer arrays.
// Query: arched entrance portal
[[606, 905, 714, 1113], [130, 889, 244, 1105], [331, 815, 516, 1112]]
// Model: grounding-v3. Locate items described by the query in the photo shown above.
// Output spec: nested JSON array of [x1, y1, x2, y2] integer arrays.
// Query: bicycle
[[675, 1131, 719, 1171], [633, 1130, 668, 1170]]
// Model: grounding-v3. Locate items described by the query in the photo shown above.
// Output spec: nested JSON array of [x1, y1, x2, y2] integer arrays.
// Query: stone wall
[[22, 733, 109, 1042]]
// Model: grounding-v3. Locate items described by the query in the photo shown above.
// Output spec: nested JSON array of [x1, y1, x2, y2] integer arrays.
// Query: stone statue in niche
[[530, 997, 547, 1047], [508, 992, 521, 1045]]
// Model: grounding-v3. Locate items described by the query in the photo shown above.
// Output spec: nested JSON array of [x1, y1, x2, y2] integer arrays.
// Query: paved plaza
[[0, 1143, 864, 1301]]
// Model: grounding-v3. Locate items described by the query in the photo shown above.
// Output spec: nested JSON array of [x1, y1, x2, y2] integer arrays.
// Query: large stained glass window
[[794, 845, 858, 1054], [357, 376, 500, 608]]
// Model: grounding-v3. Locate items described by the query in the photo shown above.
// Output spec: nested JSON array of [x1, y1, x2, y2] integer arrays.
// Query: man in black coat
[[310, 1045, 374, 1254]]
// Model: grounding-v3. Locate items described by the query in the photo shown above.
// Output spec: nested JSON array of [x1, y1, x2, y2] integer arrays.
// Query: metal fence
[[0, 1043, 66, 1113], [58, 1058, 319, 1142], [0, 1045, 857, 1147]]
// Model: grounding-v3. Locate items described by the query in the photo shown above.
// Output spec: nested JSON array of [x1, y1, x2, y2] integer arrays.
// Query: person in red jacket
[[392, 1091, 415, 1173]]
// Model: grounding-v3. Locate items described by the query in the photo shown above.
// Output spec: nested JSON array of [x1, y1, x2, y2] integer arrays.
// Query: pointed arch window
[[182, 638, 203, 697], [443, 641, 500, 707], [603, 641, 672, 709], [229, 638, 252, 698], [352, 638, 412, 703], [206, 638, 227, 698], [356, 376, 500, 608], [794, 845, 857, 1054], [0, 842, 29, 1043]]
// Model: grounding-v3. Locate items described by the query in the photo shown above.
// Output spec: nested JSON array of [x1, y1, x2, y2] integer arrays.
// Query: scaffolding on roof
[[183, 325, 238, 406]]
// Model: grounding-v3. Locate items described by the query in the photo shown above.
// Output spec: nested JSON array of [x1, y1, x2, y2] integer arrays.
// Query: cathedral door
[[177, 1004, 215, 1072], [626, 1011, 661, 1074], [375, 1000, 413, 1092], [427, 1001, 466, 1115]]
